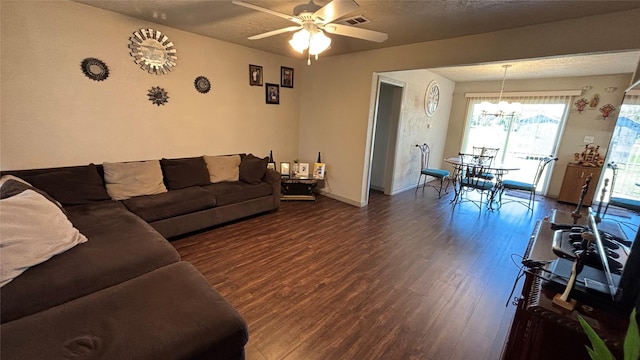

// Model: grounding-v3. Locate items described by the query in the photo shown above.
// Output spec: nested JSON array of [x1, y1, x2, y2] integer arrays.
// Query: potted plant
[[578, 309, 639, 359]]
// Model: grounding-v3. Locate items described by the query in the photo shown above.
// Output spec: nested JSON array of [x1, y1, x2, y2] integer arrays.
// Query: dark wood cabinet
[[502, 215, 628, 360], [557, 164, 602, 206], [502, 270, 626, 360]]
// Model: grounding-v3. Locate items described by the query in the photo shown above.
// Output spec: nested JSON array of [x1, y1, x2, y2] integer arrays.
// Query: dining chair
[[603, 162, 640, 216], [498, 156, 557, 211], [472, 146, 500, 180], [452, 152, 495, 213], [415, 143, 450, 198]]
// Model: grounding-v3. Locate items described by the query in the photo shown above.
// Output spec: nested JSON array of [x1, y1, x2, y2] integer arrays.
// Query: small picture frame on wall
[[281, 66, 294, 88], [280, 162, 290, 177], [266, 83, 280, 104], [249, 64, 263, 86], [267, 162, 276, 171]]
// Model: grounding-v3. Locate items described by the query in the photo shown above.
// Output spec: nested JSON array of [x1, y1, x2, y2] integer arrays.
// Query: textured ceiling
[[73, 0, 640, 81], [429, 51, 640, 82]]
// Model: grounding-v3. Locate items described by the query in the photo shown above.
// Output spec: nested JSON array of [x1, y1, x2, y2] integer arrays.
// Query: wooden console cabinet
[[501, 216, 628, 360], [557, 164, 602, 206]]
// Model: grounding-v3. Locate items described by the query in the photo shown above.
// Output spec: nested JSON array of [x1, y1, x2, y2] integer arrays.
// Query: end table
[[281, 176, 318, 201]]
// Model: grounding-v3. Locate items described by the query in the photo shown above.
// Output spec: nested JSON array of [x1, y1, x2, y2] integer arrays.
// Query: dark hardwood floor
[[172, 187, 638, 360]]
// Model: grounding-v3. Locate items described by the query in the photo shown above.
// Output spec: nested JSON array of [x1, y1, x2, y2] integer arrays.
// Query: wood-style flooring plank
[[171, 187, 636, 360]]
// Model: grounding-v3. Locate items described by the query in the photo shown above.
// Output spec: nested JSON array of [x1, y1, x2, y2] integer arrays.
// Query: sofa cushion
[[160, 157, 210, 190], [0, 185, 87, 287], [239, 154, 268, 184], [204, 154, 241, 183], [122, 186, 217, 223], [103, 160, 167, 200], [0, 200, 180, 323], [202, 181, 272, 206], [1, 262, 248, 360], [20, 164, 110, 205]]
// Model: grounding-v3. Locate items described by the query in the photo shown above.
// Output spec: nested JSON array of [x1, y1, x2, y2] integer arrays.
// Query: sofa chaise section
[[1, 261, 248, 360], [0, 200, 180, 323]]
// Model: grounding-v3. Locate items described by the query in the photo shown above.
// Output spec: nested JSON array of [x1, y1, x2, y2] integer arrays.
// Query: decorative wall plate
[[81, 57, 109, 81], [128, 28, 177, 75], [147, 86, 169, 106], [194, 76, 211, 94], [425, 81, 440, 117]]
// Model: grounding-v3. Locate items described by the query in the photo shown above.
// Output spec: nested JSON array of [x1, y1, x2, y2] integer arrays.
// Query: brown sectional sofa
[[0, 154, 280, 359]]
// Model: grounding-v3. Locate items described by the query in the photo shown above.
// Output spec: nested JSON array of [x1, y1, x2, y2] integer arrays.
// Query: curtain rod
[[465, 90, 582, 98]]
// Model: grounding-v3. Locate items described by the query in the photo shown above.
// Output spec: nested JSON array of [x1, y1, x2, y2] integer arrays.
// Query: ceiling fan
[[232, 0, 388, 64]]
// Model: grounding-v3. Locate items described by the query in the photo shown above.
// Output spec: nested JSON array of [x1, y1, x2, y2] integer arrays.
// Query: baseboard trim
[[317, 190, 365, 207]]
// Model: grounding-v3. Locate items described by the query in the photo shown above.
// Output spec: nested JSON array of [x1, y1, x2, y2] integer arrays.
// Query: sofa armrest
[[263, 168, 281, 209]]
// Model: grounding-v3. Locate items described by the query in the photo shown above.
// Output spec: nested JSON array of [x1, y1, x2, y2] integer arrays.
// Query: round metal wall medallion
[[194, 76, 211, 93], [147, 86, 169, 106], [128, 28, 177, 75], [425, 81, 440, 117], [81, 57, 109, 81]]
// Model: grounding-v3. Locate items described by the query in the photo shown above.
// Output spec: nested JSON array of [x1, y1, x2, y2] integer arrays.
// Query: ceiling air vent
[[337, 15, 370, 26]]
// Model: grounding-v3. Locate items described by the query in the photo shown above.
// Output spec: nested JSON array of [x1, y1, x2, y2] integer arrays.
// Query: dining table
[[444, 156, 521, 209]]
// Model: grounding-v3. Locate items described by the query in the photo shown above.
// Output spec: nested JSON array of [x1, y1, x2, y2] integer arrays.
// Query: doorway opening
[[369, 78, 404, 197]]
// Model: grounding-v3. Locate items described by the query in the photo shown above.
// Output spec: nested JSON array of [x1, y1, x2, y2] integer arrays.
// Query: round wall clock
[[194, 76, 211, 94], [425, 81, 440, 117], [128, 28, 177, 75], [81, 57, 109, 81]]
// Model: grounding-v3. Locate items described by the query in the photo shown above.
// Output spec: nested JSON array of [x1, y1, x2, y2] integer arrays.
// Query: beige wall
[[0, 0, 303, 170], [2, 1, 639, 207], [299, 9, 640, 206], [375, 69, 454, 195], [446, 74, 631, 198]]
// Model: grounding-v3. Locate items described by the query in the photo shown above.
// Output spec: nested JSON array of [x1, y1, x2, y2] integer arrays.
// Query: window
[[462, 94, 570, 192], [598, 94, 640, 204]]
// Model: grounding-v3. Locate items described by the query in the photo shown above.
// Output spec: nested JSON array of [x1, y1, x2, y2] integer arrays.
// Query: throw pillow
[[0, 175, 31, 188], [203, 155, 241, 183], [160, 157, 210, 190], [239, 154, 268, 184], [103, 160, 167, 200], [0, 189, 88, 287], [0, 179, 65, 213], [22, 164, 111, 206]]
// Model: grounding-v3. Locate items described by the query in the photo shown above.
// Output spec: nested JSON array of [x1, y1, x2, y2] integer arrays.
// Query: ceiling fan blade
[[248, 26, 302, 40], [313, 0, 359, 24], [232, 0, 302, 24], [324, 23, 388, 42]]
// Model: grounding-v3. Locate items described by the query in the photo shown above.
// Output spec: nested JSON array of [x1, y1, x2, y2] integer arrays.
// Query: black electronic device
[[545, 208, 640, 313]]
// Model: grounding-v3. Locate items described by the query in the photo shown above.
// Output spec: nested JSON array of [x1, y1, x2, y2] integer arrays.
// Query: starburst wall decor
[[147, 86, 169, 106]]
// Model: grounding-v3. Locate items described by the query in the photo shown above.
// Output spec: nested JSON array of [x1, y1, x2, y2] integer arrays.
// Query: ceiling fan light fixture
[[289, 28, 311, 53], [309, 30, 331, 55]]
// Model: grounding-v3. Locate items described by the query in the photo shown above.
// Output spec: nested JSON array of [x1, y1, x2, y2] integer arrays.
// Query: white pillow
[[0, 189, 88, 287], [203, 155, 241, 183], [102, 160, 167, 200]]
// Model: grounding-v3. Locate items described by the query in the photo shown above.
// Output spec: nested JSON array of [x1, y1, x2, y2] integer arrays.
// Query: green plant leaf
[[578, 314, 616, 360], [624, 309, 639, 360]]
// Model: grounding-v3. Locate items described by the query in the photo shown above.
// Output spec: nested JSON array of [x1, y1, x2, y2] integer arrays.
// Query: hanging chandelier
[[481, 64, 520, 118]]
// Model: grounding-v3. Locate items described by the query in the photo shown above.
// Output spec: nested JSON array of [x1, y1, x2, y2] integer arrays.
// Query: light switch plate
[[583, 135, 595, 143]]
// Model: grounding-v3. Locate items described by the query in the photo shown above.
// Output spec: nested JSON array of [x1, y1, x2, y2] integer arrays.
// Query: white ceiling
[[73, 0, 640, 82]]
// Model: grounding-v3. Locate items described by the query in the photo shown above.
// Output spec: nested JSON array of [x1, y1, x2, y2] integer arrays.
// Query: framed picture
[[313, 163, 326, 179], [266, 83, 279, 104], [249, 64, 263, 86], [281, 66, 294, 88], [280, 162, 290, 177], [298, 162, 309, 177], [267, 162, 276, 171]]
